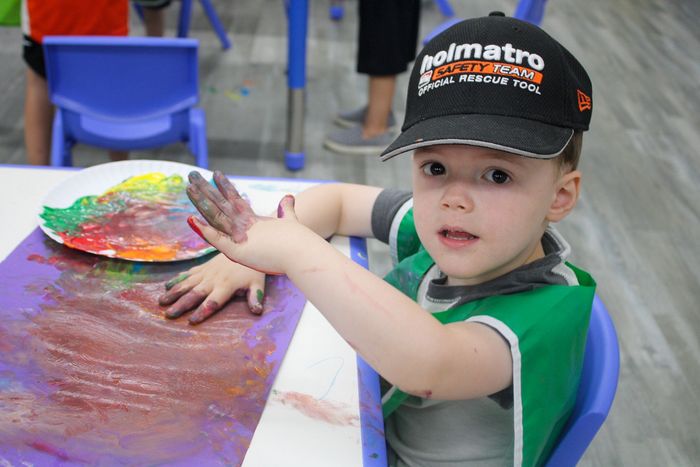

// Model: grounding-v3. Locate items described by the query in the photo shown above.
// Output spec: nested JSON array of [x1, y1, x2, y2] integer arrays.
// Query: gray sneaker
[[334, 105, 397, 129], [323, 125, 396, 155]]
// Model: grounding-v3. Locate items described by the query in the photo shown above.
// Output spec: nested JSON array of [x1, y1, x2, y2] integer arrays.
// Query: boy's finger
[[159, 277, 195, 306], [187, 216, 248, 256], [213, 171, 245, 208], [276, 194, 297, 220], [165, 273, 190, 291], [164, 290, 207, 319], [246, 280, 266, 315], [189, 171, 238, 219], [187, 285, 237, 324], [186, 184, 236, 233], [188, 298, 223, 325]]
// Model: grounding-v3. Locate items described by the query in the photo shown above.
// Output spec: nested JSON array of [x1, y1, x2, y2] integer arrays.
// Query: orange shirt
[[23, 0, 128, 43]]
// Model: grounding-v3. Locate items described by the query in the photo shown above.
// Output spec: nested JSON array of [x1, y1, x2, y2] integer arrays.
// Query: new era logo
[[577, 90, 591, 112]]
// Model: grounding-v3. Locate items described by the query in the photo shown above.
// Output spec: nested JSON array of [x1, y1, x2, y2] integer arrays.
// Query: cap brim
[[379, 114, 574, 161]]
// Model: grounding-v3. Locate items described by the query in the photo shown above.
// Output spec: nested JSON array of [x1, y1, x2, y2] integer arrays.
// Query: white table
[[0, 165, 385, 466]]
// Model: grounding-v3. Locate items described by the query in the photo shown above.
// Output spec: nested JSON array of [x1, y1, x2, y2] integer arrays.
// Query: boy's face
[[411, 144, 576, 286]]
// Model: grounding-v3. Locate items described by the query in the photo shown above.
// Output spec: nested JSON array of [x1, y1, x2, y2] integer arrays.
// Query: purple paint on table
[[0, 228, 306, 465]]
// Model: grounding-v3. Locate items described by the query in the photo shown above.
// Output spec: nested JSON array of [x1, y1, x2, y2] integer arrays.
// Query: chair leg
[[329, 0, 343, 21], [199, 0, 232, 50], [179, 0, 231, 50], [178, 0, 194, 38], [433, 0, 454, 18], [189, 108, 209, 169], [132, 3, 145, 21], [422, 16, 462, 45], [50, 112, 72, 167], [514, 0, 548, 26]]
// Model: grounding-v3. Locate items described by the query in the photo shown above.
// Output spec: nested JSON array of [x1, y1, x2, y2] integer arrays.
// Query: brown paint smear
[[0, 247, 302, 465]]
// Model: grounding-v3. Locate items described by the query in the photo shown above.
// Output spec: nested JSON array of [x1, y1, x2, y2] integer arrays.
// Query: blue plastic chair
[[433, 0, 455, 18], [514, 0, 549, 26], [43, 36, 208, 168], [133, 0, 231, 50], [544, 295, 620, 466], [177, 0, 231, 50], [329, 0, 454, 22], [423, 0, 550, 45]]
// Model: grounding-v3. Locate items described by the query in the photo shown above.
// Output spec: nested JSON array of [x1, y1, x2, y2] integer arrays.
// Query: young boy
[[160, 12, 595, 465]]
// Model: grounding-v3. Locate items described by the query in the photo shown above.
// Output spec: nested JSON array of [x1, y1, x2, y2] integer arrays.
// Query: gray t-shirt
[[372, 189, 579, 466]]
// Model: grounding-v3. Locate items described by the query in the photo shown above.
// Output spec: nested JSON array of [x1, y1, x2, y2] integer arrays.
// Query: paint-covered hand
[[186, 171, 308, 276], [158, 253, 266, 324]]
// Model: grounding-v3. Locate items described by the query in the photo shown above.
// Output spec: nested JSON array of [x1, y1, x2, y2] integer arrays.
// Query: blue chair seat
[[544, 295, 620, 466]]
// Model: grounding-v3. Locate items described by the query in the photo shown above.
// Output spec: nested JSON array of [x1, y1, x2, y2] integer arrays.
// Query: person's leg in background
[[22, 34, 55, 166], [138, 0, 171, 37], [324, 0, 420, 155], [142, 7, 165, 37], [21, 0, 130, 165], [363, 75, 396, 140], [24, 66, 53, 166]]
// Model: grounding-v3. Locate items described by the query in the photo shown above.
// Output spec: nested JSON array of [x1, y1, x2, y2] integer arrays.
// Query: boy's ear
[[547, 170, 581, 222]]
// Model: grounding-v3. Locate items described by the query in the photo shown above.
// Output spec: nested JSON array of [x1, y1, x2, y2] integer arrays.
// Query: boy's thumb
[[247, 282, 265, 315], [276, 194, 298, 220]]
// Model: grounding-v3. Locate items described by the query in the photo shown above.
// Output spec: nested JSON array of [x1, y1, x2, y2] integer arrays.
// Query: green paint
[[165, 273, 190, 290], [40, 174, 186, 236], [256, 289, 264, 304], [40, 195, 121, 235], [101, 262, 142, 288]]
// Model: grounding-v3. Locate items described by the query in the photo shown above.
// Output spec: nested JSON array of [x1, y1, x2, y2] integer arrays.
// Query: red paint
[[273, 391, 359, 427], [276, 194, 294, 218], [27, 440, 71, 461], [14, 268, 278, 460], [189, 299, 221, 324], [187, 216, 205, 240], [164, 290, 207, 319], [51, 194, 209, 261]]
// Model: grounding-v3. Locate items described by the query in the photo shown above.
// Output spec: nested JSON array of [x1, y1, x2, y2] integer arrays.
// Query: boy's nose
[[440, 185, 474, 212]]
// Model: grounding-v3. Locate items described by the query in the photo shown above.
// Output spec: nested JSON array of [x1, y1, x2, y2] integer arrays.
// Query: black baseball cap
[[380, 12, 592, 161]]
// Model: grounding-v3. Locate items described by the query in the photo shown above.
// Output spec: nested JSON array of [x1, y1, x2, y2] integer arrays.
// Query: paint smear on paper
[[273, 390, 359, 427], [40, 172, 211, 261], [0, 228, 306, 465]]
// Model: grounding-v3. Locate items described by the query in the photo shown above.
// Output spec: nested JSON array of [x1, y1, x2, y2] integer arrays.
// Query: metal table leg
[[285, 0, 308, 171]]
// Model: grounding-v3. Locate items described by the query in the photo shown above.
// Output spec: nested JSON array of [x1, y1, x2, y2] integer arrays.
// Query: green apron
[[382, 247, 596, 466]]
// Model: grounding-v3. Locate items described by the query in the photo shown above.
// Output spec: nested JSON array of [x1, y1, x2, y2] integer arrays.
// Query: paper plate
[[38, 160, 216, 262]]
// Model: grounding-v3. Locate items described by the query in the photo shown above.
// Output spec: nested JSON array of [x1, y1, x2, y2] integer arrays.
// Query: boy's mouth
[[439, 228, 478, 241]]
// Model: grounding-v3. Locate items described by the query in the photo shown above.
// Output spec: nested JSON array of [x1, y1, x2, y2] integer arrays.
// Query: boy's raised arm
[[186, 171, 513, 400]]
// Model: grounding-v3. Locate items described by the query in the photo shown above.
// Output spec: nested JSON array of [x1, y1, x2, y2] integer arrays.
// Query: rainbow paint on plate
[[40, 172, 212, 261]]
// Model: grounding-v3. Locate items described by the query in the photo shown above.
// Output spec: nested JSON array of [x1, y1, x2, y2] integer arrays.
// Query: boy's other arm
[[291, 182, 382, 239], [158, 181, 381, 322]]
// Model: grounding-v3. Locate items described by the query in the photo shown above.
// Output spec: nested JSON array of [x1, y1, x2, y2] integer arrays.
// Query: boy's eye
[[484, 169, 510, 184], [422, 162, 446, 176]]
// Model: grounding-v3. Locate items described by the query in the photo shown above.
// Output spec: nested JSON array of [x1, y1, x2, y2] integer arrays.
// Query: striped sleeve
[[370, 189, 422, 266], [370, 189, 412, 243]]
